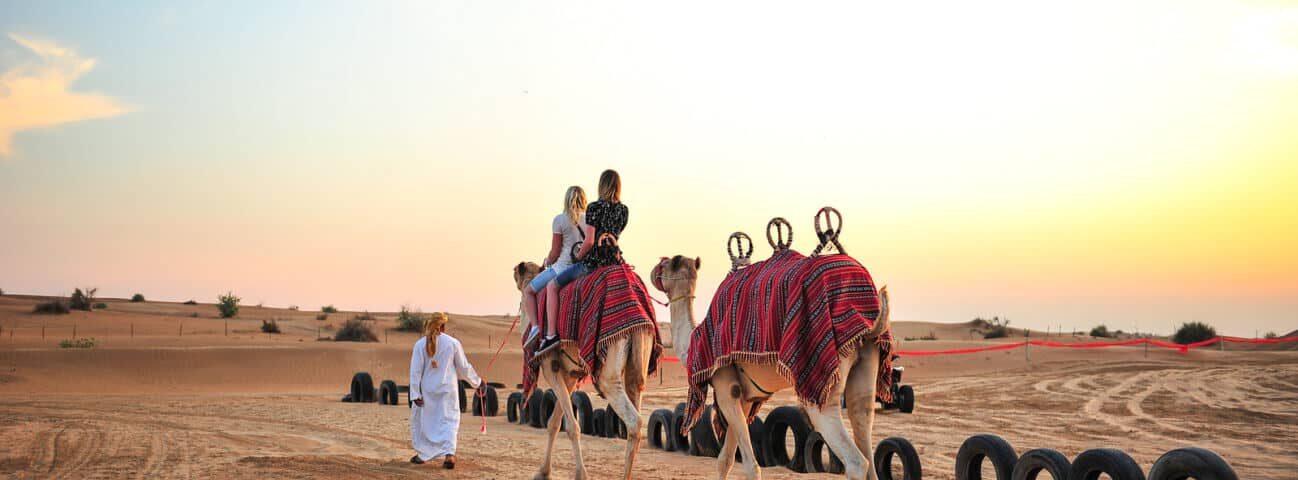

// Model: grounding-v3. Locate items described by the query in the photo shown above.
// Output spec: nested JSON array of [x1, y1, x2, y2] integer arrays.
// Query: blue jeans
[[554, 263, 592, 288], [528, 263, 585, 292]]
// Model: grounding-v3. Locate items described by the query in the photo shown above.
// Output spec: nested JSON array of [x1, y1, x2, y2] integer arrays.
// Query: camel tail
[[865, 285, 891, 338]]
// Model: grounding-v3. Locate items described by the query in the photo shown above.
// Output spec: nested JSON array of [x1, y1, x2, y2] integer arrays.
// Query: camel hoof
[[532, 473, 550, 480]]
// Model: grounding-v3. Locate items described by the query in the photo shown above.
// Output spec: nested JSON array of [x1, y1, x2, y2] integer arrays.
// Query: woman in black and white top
[[537, 169, 629, 353]]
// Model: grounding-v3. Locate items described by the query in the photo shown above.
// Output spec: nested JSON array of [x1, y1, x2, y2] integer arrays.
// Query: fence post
[[225, 321, 228, 337], [1025, 330, 1031, 364], [73, 324, 77, 339], [385, 329, 389, 344], [131, 323, 134, 338], [1144, 339, 1148, 359], [42, 325, 46, 340], [179, 322, 183, 337]]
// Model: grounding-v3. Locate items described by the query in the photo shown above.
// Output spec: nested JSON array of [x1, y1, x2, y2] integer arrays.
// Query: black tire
[[528, 390, 545, 428], [648, 409, 674, 450], [571, 391, 595, 434], [689, 405, 722, 457], [1011, 448, 1069, 480], [458, 381, 467, 412], [1148, 447, 1237, 480], [804, 431, 845, 474], [603, 405, 627, 439], [670, 403, 690, 453], [592, 409, 607, 437], [955, 433, 1017, 480], [379, 380, 397, 405], [762, 405, 813, 473], [875, 436, 922, 480], [388, 382, 400, 406], [459, 379, 472, 389], [507, 392, 523, 423], [1070, 448, 1146, 480], [350, 372, 374, 403], [747, 417, 771, 467], [543, 390, 558, 429], [341, 394, 353, 403], [472, 385, 499, 416], [487, 382, 506, 389], [897, 385, 915, 414]]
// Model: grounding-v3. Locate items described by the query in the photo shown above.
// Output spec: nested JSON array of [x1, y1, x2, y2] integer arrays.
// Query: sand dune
[[1, 295, 1294, 478]]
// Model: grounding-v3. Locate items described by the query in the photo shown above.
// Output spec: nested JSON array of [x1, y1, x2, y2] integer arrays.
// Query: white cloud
[[0, 33, 131, 156]]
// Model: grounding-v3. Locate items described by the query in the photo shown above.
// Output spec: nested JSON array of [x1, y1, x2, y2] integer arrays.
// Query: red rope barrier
[[477, 314, 520, 434]]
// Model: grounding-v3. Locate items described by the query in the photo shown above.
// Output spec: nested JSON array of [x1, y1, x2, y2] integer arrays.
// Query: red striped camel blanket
[[682, 249, 893, 433], [522, 264, 664, 404]]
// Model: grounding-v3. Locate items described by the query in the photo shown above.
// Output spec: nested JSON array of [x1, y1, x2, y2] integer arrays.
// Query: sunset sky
[[2, 1, 1295, 337]]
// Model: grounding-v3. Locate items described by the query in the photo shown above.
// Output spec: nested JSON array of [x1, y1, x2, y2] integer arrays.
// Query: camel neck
[[668, 296, 696, 361]]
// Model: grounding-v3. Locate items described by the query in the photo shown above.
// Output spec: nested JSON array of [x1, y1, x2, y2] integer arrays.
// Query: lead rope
[[477, 312, 521, 433]]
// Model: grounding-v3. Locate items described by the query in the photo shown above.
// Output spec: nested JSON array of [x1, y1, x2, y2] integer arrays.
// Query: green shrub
[[334, 318, 378, 342], [60, 338, 97, 349], [130, 293, 145, 302], [1265, 331, 1279, 339], [321, 305, 339, 314], [217, 292, 240, 318], [316, 313, 328, 321], [980, 316, 1011, 339], [1090, 325, 1111, 338], [261, 319, 281, 334], [69, 287, 98, 311], [1173, 321, 1217, 345], [396, 306, 425, 332], [183, 299, 198, 305], [33, 299, 70, 314], [93, 302, 108, 309]]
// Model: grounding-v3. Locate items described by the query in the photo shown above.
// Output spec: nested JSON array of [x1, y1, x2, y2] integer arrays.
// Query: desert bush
[[316, 313, 329, 321], [905, 331, 938, 341], [1089, 324, 1112, 338], [396, 306, 425, 332], [334, 318, 378, 342], [217, 292, 240, 318], [60, 337, 97, 349], [1173, 321, 1217, 345], [183, 299, 198, 305], [321, 305, 339, 314], [353, 311, 374, 321], [189, 312, 199, 318], [69, 287, 98, 311], [33, 299, 71, 314], [130, 293, 145, 302], [93, 302, 108, 309], [979, 316, 1011, 339], [1265, 331, 1279, 339], [261, 319, 281, 334]]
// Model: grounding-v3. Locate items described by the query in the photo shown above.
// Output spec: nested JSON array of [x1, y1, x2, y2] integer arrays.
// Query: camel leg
[[711, 367, 760, 480], [550, 371, 587, 480], [600, 338, 644, 480], [844, 344, 882, 480], [535, 363, 578, 480], [805, 358, 872, 480]]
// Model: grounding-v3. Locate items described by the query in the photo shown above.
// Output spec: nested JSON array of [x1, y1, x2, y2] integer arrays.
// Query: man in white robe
[[410, 312, 482, 468]]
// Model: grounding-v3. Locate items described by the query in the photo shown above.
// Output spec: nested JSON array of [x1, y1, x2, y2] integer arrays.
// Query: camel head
[[651, 255, 700, 300], [513, 261, 542, 292]]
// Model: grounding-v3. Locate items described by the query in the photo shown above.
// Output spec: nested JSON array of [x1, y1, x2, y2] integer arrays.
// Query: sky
[[1, 1, 1295, 337]]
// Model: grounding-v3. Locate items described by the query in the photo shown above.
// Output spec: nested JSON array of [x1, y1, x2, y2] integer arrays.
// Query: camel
[[513, 261, 656, 480], [653, 253, 892, 480]]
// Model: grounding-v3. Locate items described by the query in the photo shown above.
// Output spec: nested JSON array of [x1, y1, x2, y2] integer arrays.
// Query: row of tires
[[342, 372, 507, 415], [953, 433, 1237, 480], [503, 389, 631, 438]]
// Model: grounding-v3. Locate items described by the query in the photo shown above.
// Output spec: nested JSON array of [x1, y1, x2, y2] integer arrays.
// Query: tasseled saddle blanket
[[682, 249, 893, 433], [522, 264, 664, 404]]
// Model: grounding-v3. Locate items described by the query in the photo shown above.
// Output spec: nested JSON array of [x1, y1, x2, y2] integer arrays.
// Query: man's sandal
[[443, 455, 456, 469], [410, 455, 424, 465]]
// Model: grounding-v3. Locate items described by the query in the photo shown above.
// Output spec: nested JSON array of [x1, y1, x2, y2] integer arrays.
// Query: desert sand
[[1, 294, 1295, 479]]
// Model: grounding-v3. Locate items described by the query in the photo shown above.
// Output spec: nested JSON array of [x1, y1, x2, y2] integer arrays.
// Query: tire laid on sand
[[670, 403, 690, 453], [457, 382, 467, 412], [1148, 447, 1237, 480], [506, 392, 523, 423], [1070, 448, 1146, 480], [487, 382, 506, 389], [874, 436, 922, 480], [897, 385, 915, 414], [379, 380, 398, 405], [571, 391, 595, 434], [472, 385, 499, 416], [762, 406, 813, 473], [604, 405, 627, 439], [648, 409, 674, 450], [747, 417, 771, 467], [689, 405, 722, 457], [350, 372, 374, 403], [804, 431, 845, 474], [955, 433, 1017, 480], [528, 390, 546, 428], [592, 409, 608, 437], [1011, 448, 1069, 480], [543, 390, 558, 429]]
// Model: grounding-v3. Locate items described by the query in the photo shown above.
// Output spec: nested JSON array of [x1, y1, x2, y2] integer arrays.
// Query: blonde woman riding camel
[[522, 186, 588, 349]]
